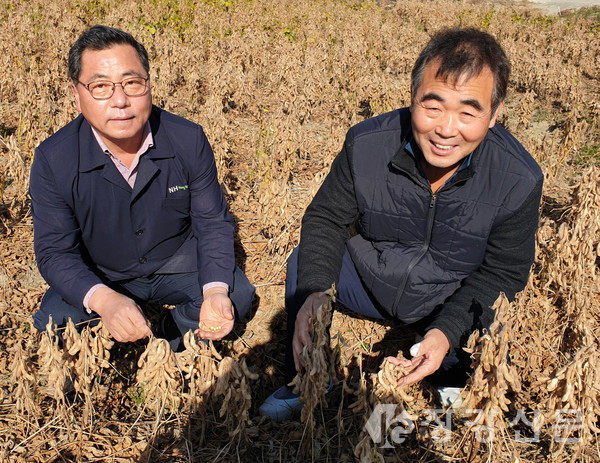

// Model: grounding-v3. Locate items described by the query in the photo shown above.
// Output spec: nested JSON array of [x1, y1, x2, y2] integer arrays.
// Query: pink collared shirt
[[83, 124, 228, 312], [92, 122, 154, 188]]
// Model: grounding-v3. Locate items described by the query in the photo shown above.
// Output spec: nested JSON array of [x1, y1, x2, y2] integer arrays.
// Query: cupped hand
[[195, 287, 234, 341], [88, 287, 152, 342], [386, 328, 450, 386]]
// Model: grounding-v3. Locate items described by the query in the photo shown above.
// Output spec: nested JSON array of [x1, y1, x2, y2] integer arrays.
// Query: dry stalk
[[176, 331, 221, 413], [567, 167, 600, 282], [61, 320, 114, 425], [289, 287, 335, 431], [9, 340, 39, 416], [520, 167, 600, 461], [515, 89, 536, 131], [353, 432, 385, 463], [136, 336, 182, 415], [538, 167, 600, 317], [373, 356, 420, 418], [0, 135, 28, 216], [353, 352, 425, 461], [462, 293, 522, 456], [36, 317, 69, 413], [544, 345, 600, 458], [175, 332, 222, 446], [2, 1, 600, 461], [537, 168, 600, 445], [350, 353, 385, 463], [213, 355, 258, 440]]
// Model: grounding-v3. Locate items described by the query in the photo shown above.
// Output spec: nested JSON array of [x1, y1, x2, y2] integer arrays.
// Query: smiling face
[[72, 44, 152, 156], [410, 60, 503, 183]]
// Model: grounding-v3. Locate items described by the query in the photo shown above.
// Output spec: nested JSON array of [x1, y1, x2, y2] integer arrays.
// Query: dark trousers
[[33, 267, 255, 350], [283, 247, 471, 386]]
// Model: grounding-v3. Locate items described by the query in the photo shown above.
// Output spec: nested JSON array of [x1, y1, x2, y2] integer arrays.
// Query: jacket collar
[[147, 105, 176, 160], [77, 106, 177, 199], [78, 116, 108, 173], [390, 127, 483, 189]]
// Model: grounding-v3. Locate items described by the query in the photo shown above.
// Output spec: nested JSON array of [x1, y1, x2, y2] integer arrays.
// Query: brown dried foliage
[[136, 336, 183, 414], [214, 356, 257, 442], [37, 318, 69, 410], [9, 341, 38, 417], [461, 294, 523, 458], [290, 288, 335, 426]]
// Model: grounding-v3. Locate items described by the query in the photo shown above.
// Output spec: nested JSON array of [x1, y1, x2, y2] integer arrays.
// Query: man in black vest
[[260, 27, 543, 421]]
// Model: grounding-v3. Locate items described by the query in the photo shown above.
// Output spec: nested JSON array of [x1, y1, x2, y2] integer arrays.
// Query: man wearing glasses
[[30, 25, 255, 349]]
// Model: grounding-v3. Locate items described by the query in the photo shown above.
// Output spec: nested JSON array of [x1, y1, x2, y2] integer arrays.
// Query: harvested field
[[0, 0, 599, 461]]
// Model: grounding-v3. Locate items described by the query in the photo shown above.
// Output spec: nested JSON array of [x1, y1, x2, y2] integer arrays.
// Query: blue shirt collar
[[405, 140, 473, 181]]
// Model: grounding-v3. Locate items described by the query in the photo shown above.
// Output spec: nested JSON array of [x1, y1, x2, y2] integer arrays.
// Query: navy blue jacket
[[30, 106, 235, 310], [297, 108, 543, 351]]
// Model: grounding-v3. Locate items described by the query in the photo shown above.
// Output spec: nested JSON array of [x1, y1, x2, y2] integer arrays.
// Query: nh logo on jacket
[[168, 185, 189, 194]]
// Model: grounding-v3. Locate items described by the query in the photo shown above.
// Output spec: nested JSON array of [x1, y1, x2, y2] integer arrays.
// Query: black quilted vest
[[346, 108, 543, 322]]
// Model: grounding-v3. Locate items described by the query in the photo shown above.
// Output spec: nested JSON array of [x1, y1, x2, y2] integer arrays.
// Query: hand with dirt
[[195, 286, 234, 341], [292, 291, 329, 372], [88, 286, 152, 342], [386, 328, 450, 386]]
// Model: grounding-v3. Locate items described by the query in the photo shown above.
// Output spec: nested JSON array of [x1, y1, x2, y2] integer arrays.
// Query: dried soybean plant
[[9, 340, 39, 416], [343, 352, 369, 436], [350, 353, 385, 463], [352, 347, 432, 460], [2, 0, 600, 461], [372, 354, 425, 442], [175, 332, 221, 446], [176, 331, 220, 415], [347, 353, 369, 419], [537, 167, 600, 314], [354, 432, 385, 463], [0, 135, 29, 220], [136, 336, 182, 414], [37, 317, 69, 412], [289, 287, 336, 432], [461, 293, 523, 457], [213, 356, 258, 441], [62, 320, 114, 425], [544, 346, 600, 459], [373, 355, 422, 414], [535, 167, 600, 458], [565, 166, 600, 292]]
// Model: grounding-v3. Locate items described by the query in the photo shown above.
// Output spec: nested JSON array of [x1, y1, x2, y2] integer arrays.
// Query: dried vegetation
[[0, 0, 599, 461]]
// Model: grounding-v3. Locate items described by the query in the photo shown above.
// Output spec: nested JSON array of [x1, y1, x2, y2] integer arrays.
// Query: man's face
[[410, 61, 502, 174], [72, 44, 152, 154]]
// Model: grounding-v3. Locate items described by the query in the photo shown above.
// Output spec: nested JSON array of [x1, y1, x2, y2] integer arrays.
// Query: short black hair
[[411, 28, 510, 115], [68, 25, 149, 82]]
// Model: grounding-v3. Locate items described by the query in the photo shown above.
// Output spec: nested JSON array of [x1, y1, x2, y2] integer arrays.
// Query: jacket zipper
[[391, 192, 438, 314]]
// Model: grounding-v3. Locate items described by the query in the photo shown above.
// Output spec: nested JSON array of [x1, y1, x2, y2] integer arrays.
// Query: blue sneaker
[[259, 378, 333, 422], [259, 386, 302, 421]]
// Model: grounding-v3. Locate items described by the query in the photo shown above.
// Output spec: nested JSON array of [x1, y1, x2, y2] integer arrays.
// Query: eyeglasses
[[77, 76, 150, 100]]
